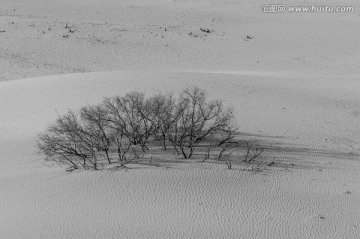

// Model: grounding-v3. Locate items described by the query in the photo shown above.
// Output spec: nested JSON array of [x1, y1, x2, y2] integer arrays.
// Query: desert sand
[[1, 0, 360, 238]]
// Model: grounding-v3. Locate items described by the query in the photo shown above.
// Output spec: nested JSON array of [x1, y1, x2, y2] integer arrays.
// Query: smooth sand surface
[[1, 0, 360, 238]]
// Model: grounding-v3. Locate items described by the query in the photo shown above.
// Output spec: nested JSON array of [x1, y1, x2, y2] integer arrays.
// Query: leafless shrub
[[188, 32, 198, 38], [37, 132, 81, 169], [217, 126, 239, 160], [103, 92, 155, 151], [168, 86, 234, 159], [38, 86, 271, 172], [148, 92, 177, 151], [80, 104, 112, 164], [242, 160, 267, 172], [37, 111, 98, 169], [243, 141, 264, 163], [203, 132, 214, 161], [200, 28, 213, 33], [221, 155, 233, 169], [111, 133, 132, 167]]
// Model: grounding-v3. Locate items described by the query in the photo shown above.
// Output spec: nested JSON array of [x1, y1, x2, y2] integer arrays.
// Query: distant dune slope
[[0, 0, 360, 81]]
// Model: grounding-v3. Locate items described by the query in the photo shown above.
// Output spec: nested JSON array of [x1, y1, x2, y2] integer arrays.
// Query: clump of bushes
[[37, 86, 264, 170]]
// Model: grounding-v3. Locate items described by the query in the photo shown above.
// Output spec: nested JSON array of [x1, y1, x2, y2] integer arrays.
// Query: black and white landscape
[[1, 0, 360, 238]]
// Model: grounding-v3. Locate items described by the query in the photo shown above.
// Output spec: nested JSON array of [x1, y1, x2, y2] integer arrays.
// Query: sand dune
[[1, 0, 360, 81], [1, 0, 360, 238], [1, 71, 360, 238]]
